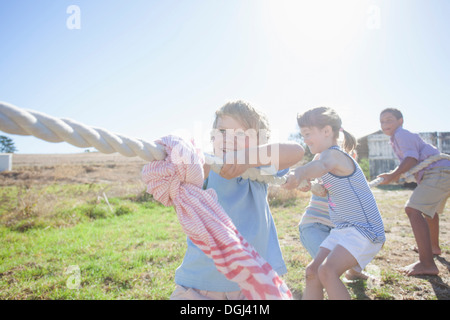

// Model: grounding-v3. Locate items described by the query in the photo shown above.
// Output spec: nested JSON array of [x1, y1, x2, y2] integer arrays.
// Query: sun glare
[[261, 0, 367, 64]]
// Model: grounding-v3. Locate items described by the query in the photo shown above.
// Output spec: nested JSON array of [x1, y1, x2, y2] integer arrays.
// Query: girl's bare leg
[[318, 245, 359, 300], [302, 248, 330, 300]]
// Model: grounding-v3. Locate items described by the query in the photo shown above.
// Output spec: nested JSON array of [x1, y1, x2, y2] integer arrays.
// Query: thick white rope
[[275, 149, 450, 196], [309, 153, 450, 194], [0, 101, 167, 161], [368, 153, 450, 188], [203, 154, 288, 184], [4, 101, 444, 192], [0, 101, 288, 185]]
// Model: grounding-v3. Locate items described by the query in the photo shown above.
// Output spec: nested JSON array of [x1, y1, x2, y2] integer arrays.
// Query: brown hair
[[297, 106, 357, 153]]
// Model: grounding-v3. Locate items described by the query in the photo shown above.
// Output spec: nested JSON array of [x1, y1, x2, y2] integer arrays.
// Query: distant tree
[[0, 135, 17, 153], [288, 130, 314, 163], [358, 157, 371, 180]]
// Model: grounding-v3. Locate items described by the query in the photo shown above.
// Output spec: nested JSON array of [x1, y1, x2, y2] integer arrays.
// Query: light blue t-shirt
[[174, 169, 288, 292]]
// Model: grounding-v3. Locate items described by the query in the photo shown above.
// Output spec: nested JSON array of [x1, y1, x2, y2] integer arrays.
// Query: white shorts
[[320, 227, 383, 270]]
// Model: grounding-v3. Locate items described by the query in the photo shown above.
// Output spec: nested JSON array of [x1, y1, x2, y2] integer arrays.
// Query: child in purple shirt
[[378, 108, 450, 276]]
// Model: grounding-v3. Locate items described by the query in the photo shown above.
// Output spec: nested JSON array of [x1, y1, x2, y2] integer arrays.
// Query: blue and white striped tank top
[[321, 146, 385, 244]]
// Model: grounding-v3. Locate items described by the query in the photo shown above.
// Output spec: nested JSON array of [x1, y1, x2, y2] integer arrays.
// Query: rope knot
[[141, 135, 205, 206]]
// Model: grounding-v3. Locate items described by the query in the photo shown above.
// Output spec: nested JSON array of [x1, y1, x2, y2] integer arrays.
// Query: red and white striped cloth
[[141, 135, 292, 300]]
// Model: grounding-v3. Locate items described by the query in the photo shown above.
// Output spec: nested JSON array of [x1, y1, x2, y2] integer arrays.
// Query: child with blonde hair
[[283, 106, 385, 300], [170, 100, 304, 300]]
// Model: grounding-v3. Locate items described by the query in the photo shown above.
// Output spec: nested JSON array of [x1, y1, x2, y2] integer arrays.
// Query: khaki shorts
[[406, 167, 450, 218], [170, 284, 247, 300]]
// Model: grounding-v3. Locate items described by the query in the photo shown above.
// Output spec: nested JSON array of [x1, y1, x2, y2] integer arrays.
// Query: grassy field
[[0, 153, 449, 300]]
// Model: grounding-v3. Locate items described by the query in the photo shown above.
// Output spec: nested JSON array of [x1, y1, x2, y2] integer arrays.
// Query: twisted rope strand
[[0, 101, 167, 161], [3, 101, 445, 192], [368, 153, 450, 187], [0, 101, 286, 184]]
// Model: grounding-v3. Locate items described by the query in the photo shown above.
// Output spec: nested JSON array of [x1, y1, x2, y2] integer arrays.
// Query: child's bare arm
[[220, 142, 304, 180], [378, 156, 418, 184], [282, 149, 337, 189], [262, 142, 305, 170]]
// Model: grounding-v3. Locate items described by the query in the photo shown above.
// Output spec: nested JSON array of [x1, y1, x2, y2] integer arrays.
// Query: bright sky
[[1, 0, 449, 154]]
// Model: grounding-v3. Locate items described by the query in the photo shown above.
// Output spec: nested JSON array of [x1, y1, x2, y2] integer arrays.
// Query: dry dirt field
[[1, 153, 148, 187], [1, 152, 449, 300]]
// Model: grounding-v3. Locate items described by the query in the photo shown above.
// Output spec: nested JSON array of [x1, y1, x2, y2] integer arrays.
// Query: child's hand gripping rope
[[282, 171, 328, 197], [141, 135, 292, 300], [369, 153, 450, 188]]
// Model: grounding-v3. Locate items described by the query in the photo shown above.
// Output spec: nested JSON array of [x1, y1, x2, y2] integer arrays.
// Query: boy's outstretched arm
[[378, 156, 418, 184], [220, 142, 304, 180]]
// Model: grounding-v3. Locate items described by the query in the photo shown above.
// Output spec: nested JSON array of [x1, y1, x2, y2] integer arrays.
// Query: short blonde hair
[[212, 100, 270, 144]]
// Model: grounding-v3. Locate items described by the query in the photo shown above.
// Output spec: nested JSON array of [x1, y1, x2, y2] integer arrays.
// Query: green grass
[[0, 191, 185, 299], [1, 183, 448, 300]]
